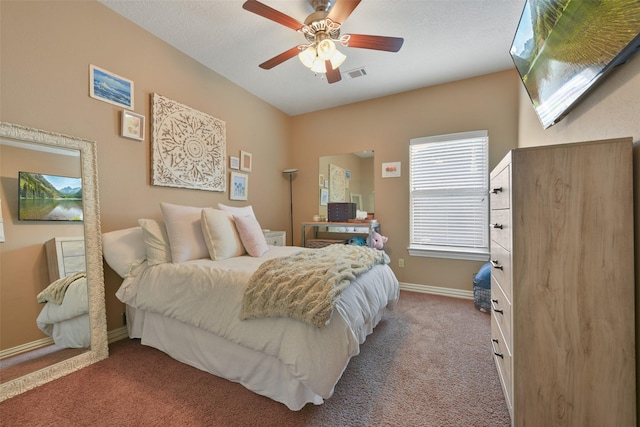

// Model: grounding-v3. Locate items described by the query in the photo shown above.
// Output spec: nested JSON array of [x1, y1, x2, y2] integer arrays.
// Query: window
[[409, 131, 489, 261]]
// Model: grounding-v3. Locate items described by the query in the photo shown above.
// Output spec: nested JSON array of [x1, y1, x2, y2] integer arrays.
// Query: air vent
[[344, 67, 367, 79]]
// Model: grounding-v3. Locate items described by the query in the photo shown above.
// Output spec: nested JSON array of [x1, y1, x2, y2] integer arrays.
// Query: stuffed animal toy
[[345, 236, 367, 246], [367, 231, 388, 249]]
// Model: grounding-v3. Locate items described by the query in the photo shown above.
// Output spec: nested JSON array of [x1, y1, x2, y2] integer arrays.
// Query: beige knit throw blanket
[[240, 245, 390, 327], [37, 271, 86, 305]]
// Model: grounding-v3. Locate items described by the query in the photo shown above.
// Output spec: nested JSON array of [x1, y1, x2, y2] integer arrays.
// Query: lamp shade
[[298, 47, 316, 68], [317, 39, 336, 60]]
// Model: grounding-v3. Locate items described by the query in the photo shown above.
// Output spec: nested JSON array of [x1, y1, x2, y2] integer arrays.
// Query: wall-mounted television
[[510, 0, 640, 129], [18, 171, 83, 221]]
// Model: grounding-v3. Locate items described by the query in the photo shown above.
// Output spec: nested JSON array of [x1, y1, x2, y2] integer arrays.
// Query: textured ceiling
[[99, 0, 526, 116]]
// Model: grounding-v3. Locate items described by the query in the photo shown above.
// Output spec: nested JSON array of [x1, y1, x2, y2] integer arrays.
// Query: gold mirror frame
[[0, 122, 108, 401]]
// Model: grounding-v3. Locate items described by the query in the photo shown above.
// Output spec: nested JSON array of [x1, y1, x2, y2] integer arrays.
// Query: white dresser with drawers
[[45, 236, 86, 282], [262, 230, 286, 246], [489, 138, 635, 426]]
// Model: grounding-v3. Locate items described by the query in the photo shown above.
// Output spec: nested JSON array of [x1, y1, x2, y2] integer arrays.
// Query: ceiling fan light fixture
[[298, 46, 316, 68], [316, 38, 336, 60], [329, 49, 346, 69], [310, 56, 327, 73]]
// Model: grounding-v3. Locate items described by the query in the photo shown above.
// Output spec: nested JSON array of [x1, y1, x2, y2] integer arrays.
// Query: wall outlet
[[398, 258, 405, 268]]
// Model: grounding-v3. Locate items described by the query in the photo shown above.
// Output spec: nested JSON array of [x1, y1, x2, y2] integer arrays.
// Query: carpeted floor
[[0, 291, 510, 426]]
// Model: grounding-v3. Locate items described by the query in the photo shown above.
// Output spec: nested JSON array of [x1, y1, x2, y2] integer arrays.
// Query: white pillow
[[138, 219, 172, 265], [217, 203, 256, 219], [102, 227, 146, 278], [233, 214, 269, 257], [201, 208, 246, 260], [160, 202, 209, 263]]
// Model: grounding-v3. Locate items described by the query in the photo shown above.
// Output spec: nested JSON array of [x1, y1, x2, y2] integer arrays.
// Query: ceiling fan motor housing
[[308, 0, 332, 12]]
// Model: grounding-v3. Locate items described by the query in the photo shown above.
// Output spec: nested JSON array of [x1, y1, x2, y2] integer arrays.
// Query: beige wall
[[291, 70, 520, 289], [1, 1, 293, 334]]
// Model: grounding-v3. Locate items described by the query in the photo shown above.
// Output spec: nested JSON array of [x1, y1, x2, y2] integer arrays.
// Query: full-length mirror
[[0, 122, 108, 400], [318, 151, 375, 217]]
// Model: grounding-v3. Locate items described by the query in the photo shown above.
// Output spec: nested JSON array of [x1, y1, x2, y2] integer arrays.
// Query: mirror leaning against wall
[[0, 122, 108, 401]]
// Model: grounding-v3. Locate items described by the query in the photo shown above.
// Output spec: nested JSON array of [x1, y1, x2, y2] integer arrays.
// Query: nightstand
[[262, 230, 286, 246], [45, 236, 86, 282]]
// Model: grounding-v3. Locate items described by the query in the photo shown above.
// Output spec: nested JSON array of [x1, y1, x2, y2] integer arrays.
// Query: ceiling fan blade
[[344, 34, 404, 52], [242, 0, 304, 31], [259, 46, 301, 70], [327, 0, 361, 24], [325, 61, 342, 84]]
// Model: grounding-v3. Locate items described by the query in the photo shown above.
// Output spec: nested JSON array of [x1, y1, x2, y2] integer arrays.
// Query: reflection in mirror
[[0, 123, 108, 400], [318, 151, 374, 218]]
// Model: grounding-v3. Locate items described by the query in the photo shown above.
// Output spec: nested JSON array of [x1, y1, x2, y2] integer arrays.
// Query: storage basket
[[305, 239, 345, 249], [474, 287, 491, 312]]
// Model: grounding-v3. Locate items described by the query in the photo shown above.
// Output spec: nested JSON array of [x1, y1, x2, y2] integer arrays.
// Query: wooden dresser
[[45, 236, 86, 283], [489, 138, 635, 426]]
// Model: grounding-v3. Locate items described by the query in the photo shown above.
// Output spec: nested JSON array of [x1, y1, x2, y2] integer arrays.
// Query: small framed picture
[[230, 156, 240, 170], [320, 188, 329, 206], [319, 174, 325, 187], [89, 64, 133, 109], [240, 151, 252, 172], [120, 110, 145, 141], [230, 171, 249, 201], [382, 161, 401, 178]]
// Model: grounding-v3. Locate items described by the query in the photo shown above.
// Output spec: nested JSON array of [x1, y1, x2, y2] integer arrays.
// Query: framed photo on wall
[[89, 64, 133, 109], [230, 156, 240, 170], [230, 171, 248, 201], [240, 151, 252, 172], [320, 188, 329, 206], [121, 110, 144, 141], [382, 161, 401, 178]]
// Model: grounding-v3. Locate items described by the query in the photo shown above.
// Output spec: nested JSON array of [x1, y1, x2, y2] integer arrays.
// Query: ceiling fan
[[242, 0, 404, 84]]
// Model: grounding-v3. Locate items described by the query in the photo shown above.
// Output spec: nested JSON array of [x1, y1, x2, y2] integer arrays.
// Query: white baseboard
[[399, 282, 474, 300], [0, 328, 128, 360], [107, 326, 129, 344], [0, 337, 54, 359]]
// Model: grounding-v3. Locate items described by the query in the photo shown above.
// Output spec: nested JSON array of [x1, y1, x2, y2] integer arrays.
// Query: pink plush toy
[[367, 231, 388, 249]]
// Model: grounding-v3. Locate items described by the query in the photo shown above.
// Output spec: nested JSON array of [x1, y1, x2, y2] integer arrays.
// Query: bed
[[102, 202, 400, 410], [36, 272, 91, 349]]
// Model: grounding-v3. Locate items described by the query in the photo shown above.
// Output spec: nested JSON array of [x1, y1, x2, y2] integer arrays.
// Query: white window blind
[[409, 131, 489, 261]]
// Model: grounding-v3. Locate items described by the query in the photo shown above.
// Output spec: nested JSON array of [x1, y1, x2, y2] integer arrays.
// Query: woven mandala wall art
[[151, 93, 226, 191]]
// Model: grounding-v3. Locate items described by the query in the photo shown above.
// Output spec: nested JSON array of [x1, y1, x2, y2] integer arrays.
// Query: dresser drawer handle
[[491, 298, 503, 314], [490, 260, 503, 270], [491, 339, 504, 359], [490, 223, 503, 229], [491, 187, 503, 194]]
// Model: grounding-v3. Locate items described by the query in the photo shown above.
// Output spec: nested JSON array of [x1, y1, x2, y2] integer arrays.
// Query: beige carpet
[[0, 291, 510, 426]]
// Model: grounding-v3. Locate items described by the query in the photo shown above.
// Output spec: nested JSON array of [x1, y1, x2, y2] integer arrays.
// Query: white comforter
[[116, 246, 399, 398], [36, 277, 90, 348]]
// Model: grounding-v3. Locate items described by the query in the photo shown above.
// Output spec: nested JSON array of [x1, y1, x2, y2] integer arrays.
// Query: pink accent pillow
[[233, 214, 269, 257]]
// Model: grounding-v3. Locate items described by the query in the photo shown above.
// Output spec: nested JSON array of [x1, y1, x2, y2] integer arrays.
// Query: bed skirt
[[126, 304, 387, 410]]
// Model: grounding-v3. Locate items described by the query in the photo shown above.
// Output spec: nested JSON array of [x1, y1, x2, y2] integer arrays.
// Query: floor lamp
[[282, 168, 298, 246]]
